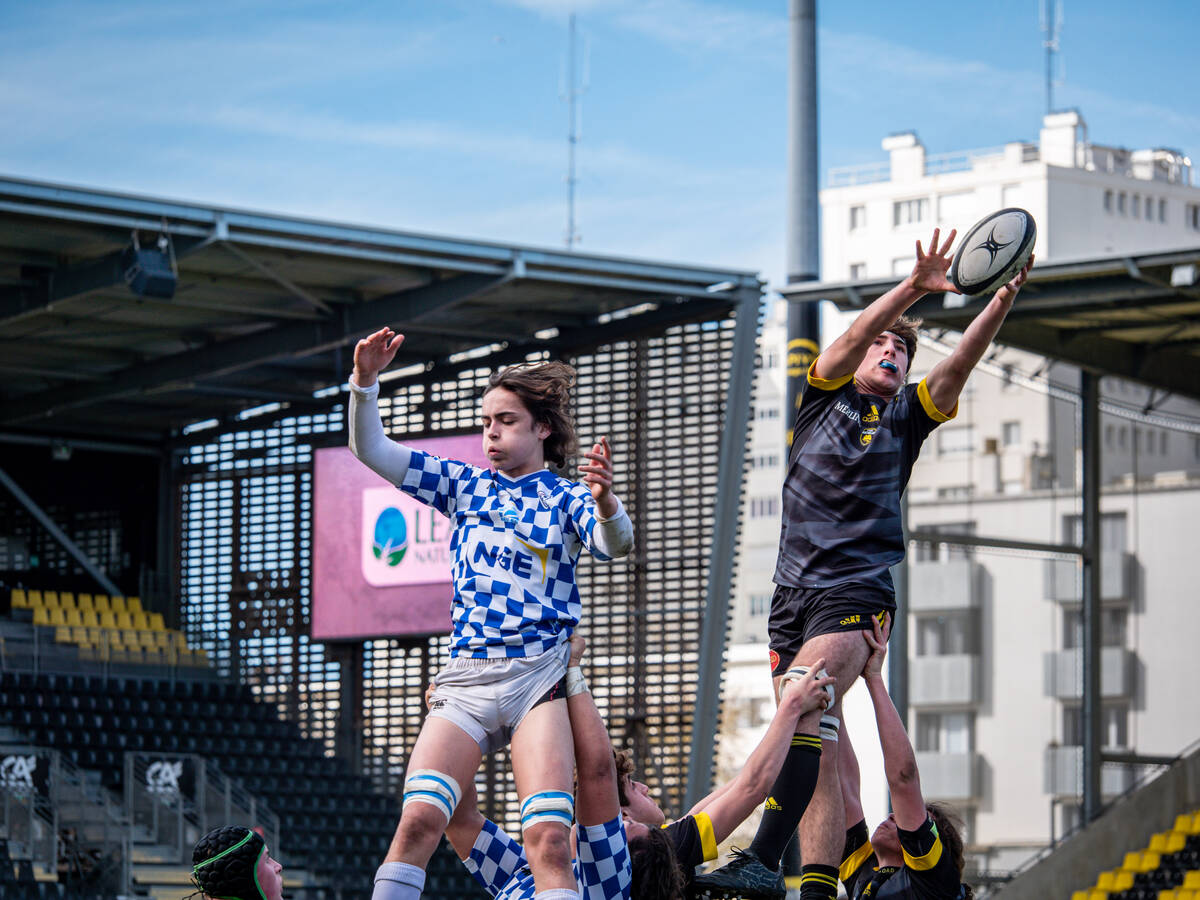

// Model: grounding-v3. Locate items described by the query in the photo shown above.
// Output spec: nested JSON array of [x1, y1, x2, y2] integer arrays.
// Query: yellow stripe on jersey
[[902, 833, 944, 871], [917, 378, 957, 422], [806, 357, 854, 391], [840, 839, 875, 883], [695, 812, 718, 862]]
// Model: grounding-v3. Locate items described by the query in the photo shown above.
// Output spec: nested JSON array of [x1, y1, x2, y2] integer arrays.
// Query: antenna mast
[[1041, 0, 1063, 115], [563, 13, 585, 249]]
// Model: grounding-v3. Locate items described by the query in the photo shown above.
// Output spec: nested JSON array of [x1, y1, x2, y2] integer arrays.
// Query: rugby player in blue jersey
[[699, 230, 1030, 900], [350, 328, 633, 900]]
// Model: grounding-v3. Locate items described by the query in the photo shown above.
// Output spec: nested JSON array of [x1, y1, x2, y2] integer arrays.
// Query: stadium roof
[[779, 248, 1200, 403], [0, 175, 761, 448]]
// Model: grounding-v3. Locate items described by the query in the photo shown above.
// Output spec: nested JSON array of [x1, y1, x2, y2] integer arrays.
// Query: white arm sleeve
[[347, 378, 415, 485], [592, 497, 634, 559]]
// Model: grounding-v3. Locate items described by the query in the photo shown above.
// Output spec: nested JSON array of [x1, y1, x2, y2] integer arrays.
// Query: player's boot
[[691, 848, 785, 900]]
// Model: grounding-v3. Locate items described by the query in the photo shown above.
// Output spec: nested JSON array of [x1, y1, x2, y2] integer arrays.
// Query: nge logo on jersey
[[471, 537, 549, 584]]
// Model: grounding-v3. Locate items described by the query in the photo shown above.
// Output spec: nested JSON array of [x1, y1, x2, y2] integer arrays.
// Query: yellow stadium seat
[[131, 611, 149, 630], [1071, 892, 1089, 900], [98, 611, 117, 630], [110, 596, 127, 615], [33, 606, 50, 626], [1112, 871, 1134, 892], [126, 596, 142, 615], [48, 607, 67, 627], [59, 592, 75, 608], [1184, 872, 1200, 890], [63, 608, 83, 628], [1097, 872, 1117, 891], [28, 589, 42, 605], [11, 589, 27, 608], [121, 629, 140, 648], [93, 595, 111, 614], [1139, 853, 1162, 873], [84, 626, 102, 645], [81, 610, 99, 628], [54, 626, 71, 643], [173, 631, 188, 649], [153, 631, 169, 649], [114, 611, 133, 630], [148, 612, 165, 631], [1088, 890, 1108, 900], [77, 593, 92, 609], [138, 631, 156, 648], [43, 590, 59, 606], [1161, 890, 1178, 900]]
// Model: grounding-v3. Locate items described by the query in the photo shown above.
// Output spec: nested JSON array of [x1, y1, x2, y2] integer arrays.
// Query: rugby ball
[[949, 208, 1036, 296]]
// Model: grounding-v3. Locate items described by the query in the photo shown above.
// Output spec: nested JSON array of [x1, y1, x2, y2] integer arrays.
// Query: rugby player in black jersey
[[700, 228, 1030, 899], [839, 614, 972, 899]]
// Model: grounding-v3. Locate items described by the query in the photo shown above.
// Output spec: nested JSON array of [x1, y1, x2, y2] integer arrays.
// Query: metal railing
[[125, 751, 281, 864]]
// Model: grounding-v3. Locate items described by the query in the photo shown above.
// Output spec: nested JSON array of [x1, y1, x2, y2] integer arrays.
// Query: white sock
[[372, 861, 425, 900], [533, 890, 580, 900]]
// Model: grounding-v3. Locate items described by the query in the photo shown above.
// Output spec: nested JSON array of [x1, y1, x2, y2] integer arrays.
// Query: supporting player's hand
[[907, 228, 959, 295], [780, 656, 836, 714], [424, 681, 435, 709], [862, 613, 892, 683], [994, 255, 1034, 306], [568, 632, 587, 667], [352, 326, 405, 388], [579, 437, 616, 512]]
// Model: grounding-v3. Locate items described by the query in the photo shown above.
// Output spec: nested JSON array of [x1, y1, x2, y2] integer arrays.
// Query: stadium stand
[[1070, 812, 1200, 900], [1, 589, 484, 899]]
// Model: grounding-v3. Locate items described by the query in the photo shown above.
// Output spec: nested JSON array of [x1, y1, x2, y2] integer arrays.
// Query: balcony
[[914, 751, 981, 802], [910, 654, 981, 706], [1042, 647, 1136, 699], [1045, 553, 1134, 603], [909, 559, 982, 612], [1044, 745, 1137, 797]]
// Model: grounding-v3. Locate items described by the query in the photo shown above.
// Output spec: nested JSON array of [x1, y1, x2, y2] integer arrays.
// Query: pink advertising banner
[[311, 434, 487, 641]]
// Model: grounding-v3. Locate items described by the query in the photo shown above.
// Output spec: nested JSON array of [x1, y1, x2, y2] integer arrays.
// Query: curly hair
[[884, 314, 922, 371], [191, 825, 267, 900], [926, 802, 974, 900], [629, 827, 687, 900], [485, 360, 577, 468], [613, 748, 635, 806]]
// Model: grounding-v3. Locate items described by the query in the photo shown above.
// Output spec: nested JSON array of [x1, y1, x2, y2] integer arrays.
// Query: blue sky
[[0, 0, 1195, 286]]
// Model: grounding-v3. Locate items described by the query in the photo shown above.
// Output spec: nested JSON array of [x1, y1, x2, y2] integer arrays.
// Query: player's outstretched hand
[[780, 656, 836, 714], [353, 327, 405, 387], [994, 255, 1034, 305], [569, 632, 587, 667], [908, 228, 959, 295], [862, 613, 892, 683], [579, 437, 614, 504]]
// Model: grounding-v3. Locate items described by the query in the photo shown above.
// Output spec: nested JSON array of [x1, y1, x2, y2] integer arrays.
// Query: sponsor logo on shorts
[[429, 698, 447, 711], [769, 649, 780, 672], [840, 614, 862, 626]]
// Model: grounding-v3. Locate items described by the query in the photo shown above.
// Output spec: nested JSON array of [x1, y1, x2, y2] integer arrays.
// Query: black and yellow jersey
[[774, 358, 954, 593], [840, 817, 966, 900], [663, 812, 717, 888]]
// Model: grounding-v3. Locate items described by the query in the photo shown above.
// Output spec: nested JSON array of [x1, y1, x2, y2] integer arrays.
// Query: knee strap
[[820, 714, 840, 743], [779, 665, 836, 707], [402, 769, 462, 825], [520, 790, 574, 831]]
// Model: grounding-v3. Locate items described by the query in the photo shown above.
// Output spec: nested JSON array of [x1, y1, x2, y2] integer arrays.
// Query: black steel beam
[[0, 272, 507, 425]]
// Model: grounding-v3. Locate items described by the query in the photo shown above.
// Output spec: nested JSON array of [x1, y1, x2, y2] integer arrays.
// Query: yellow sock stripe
[[801, 871, 839, 886], [792, 734, 823, 750]]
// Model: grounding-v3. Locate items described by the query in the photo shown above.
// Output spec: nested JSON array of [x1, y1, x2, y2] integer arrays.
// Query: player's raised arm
[[577, 436, 633, 558], [813, 229, 958, 381], [348, 326, 416, 483], [923, 258, 1032, 415]]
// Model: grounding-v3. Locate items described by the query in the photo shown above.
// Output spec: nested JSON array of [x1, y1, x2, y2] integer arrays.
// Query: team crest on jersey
[[860, 427, 878, 446]]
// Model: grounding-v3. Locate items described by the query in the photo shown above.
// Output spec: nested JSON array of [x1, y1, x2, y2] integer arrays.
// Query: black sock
[[799, 863, 839, 900], [746, 734, 822, 869]]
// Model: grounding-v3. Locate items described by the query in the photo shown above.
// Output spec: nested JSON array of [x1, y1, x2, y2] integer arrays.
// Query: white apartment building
[[724, 111, 1200, 874]]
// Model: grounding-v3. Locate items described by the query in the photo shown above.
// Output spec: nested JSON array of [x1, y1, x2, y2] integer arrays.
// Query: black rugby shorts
[[767, 583, 893, 676]]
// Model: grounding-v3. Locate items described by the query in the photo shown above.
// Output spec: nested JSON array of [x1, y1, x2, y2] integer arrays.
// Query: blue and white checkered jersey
[[399, 450, 607, 658], [464, 817, 631, 900]]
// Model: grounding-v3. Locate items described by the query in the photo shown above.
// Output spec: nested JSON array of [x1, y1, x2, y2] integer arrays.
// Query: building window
[[915, 612, 978, 656], [937, 485, 974, 500], [1159, 198, 1167, 222], [1002, 421, 1021, 447], [1103, 190, 1113, 212], [756, 350, 778, 369], [1063, 703, 1129, 750], [1062, 607, 1127, 649], [849, 262, 867, 280], [1105, 424, 1114, 447], [756, 406, 780, 421], [1160, 431, 1168, 454], [893, 198, 929, 227], [1188, 204, 1200, 231], [1146, 197, 1155, 221], [849, 205, 866, 230], [912, 521, 976, 561], [1132, 195, 1141, 218], [1118, 192, 1127, 215], [938, 425, 975, 456], [915, 712, 973, 753], [752, 453, 780, 469], [749, 593, 770, 617], [750, 497, 779, 518]]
